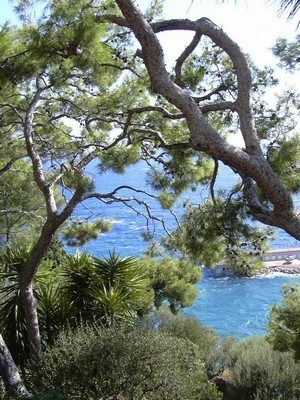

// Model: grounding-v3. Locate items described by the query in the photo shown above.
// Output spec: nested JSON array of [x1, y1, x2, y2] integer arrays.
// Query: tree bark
[[19, 185, 85, 360], [18, 78, 87, 360], [0, 334, 32, 398]]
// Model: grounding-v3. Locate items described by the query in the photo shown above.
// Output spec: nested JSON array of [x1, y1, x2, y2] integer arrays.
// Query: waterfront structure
[[213, 248, 300, 276]]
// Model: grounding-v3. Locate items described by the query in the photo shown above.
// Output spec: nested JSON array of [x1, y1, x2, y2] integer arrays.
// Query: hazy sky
[[1, 0, 298, 147], [1, 0, 298, 69], [160, 1, 298, 70]]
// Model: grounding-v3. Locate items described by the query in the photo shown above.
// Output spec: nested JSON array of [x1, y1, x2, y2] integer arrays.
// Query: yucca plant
[[61, 251, 149, 326], [36, 280, 75, 346], [0, 245, 64, 364], [60, 251, 97, 322], [0, 245, 33, 366], [0, 248, 150, 366]]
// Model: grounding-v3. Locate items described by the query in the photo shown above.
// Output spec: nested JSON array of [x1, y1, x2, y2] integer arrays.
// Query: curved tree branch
[[174, 31, 202, 87], [115, 0, 300, 239]]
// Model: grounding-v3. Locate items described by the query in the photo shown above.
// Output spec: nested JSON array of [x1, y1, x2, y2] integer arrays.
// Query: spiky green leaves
[[0, 245, 35, 365], [60, 251, 149, 326]]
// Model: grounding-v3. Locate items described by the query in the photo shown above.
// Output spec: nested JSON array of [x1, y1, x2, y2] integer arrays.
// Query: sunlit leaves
[[267, 134, 300, 192], [140, 256, 201, 313], [157, 191, 176, 209], [179, 40, 238, 99], [147, 148, 213, 200], [36, 279, 75, 346], [61, 169, 95, 192], [62, 218, 111, 246], [180, 54, 206, 92], [255, 90, 300, 142], [98, 144, 141, 173], [144, 0, 164, 21], [61, 251, 149, 325]]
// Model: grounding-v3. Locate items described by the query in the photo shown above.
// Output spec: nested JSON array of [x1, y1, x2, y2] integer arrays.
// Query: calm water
[[73, 161, 300, 338], [188, 271, 300, 338]]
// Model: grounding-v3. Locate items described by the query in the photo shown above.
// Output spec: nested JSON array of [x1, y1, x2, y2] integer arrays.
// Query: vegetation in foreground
[[1, 311, 300, 400], [1, 0, 300, 398]]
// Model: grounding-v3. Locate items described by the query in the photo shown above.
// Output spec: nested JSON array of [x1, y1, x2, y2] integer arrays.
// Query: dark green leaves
[[164, 195, 273, 275], [268, 283, 300, 359]]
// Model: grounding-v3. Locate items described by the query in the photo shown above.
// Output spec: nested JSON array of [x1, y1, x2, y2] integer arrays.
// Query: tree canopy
[[1, 0, 300, 397]]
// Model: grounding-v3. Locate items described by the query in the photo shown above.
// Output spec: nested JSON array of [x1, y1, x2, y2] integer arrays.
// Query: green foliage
[[0, 159, 45, 246], [1, 7, 300, 398], [30, 324, 221, 400], [36, 278, 75, 347], [32, 388, 68, 400], [60, 251, 149, 325], [43, 237, 66, 268], [143, 0, 164, 21], [0, 248, 150, 362], [0, 0, 298, 293], [98, 144, 141, 174], [157, 190, 176, 209], [140, 256, 201, 313], [268, 282, 300, 359], [267, 134, 300, 192], [179, 39, 237, 99], [224, 335, 300, 400], [60, 170, 95, 192], [0, 245, 34, 366], [62, 218, 111, 246], [149, 308, 220, 370], [147, 148, 213, 200], [0, 245, 67, 364], [272, 35, 300, 71], [163, 196, 272, 275]]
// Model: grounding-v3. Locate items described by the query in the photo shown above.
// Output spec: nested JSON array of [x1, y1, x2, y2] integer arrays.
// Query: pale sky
[[158, 1, 298, 75], [1, 0, 298, 148], [4, 0, 298, 86], [1, 0, 298, 70]]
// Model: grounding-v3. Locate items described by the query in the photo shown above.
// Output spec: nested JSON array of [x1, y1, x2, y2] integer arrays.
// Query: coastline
[[258, 261, 300, 276], [208, 259, 300, 278], [212, 248, 300, 277], [258, 247, 300, 276]]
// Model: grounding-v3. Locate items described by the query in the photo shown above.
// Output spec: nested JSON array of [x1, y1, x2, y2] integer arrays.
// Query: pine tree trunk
[[0, 334, 32, 398]]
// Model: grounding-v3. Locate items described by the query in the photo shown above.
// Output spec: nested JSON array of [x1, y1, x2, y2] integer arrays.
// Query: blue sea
[[72, 161, 300, 339]]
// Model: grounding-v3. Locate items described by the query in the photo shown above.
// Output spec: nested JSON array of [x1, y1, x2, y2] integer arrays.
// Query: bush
[[30, 324, 221, 400], [32, 389, 68, 400], [225, 335, 300, 400], [147, 308, 220, 372]]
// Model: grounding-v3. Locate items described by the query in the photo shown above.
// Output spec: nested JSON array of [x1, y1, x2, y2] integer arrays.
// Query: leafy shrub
[[225, 335, 300, 400], [268, 282, 300, 360], [32, 389, 68, 400], [147, 308, 220, 372], [30, 324, 221, 400]]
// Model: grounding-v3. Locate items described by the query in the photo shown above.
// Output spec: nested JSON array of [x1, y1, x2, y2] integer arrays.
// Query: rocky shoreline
[[258, 261, 300, 275]]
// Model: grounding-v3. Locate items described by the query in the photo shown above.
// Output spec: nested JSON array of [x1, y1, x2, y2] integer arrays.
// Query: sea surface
[[72, 160, 300, 339]]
